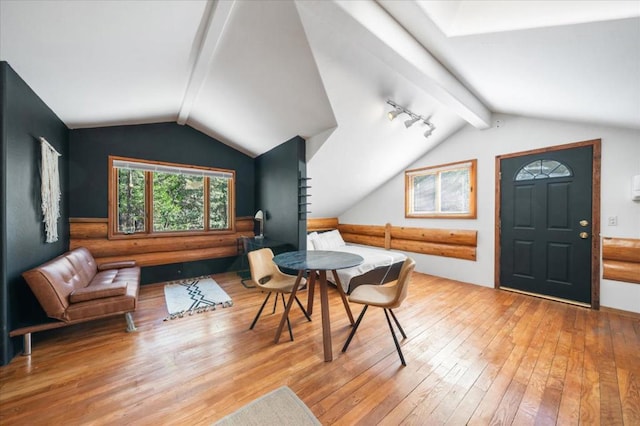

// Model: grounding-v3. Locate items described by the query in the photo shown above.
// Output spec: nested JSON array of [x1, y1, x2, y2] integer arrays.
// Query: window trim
[[405, 159, 477, 219], [108, 156, 236, 239]]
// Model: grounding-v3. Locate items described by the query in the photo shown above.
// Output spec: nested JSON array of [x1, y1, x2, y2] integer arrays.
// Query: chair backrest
[[389, 257, 416, 308], [247, 248, 278, 286]]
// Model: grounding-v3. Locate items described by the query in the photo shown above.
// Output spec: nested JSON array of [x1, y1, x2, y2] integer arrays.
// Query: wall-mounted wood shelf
[[298, 176, 311, 216]]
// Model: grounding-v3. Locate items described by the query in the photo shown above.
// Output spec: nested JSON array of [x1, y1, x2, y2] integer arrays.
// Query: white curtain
[[40, 137, 61, 243]]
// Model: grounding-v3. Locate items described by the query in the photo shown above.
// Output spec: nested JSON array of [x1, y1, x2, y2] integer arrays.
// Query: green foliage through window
[[117, 169, 145, 233], [153, 172, 204, 232], [209, 177, 229, 230], [111, 157, 234, 235]]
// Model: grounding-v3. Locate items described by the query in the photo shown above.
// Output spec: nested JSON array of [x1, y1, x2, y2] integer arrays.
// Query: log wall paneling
[[390, 239, 476, 261], [338, 223, 386, 237], [69, 233, 254, 257], [69, 219, 108, 239], [602, 237, 640, 284], [307, 217, 339, 232], [339, 223, 387, 249], [390, 226, 477, 247], [340, 233, 386, 249], [95, 246, 239, 268], [69, 217, 254, 267], [389, 225, 477, 261], [306, 219, 478, 261]]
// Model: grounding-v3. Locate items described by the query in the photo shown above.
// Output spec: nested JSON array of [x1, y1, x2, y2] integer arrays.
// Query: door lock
[[579, 220, 589, 227], [579, 232, 589, 239]]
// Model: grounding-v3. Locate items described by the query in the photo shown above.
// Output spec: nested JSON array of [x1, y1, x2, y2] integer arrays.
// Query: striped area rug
[[163, 276, 233, 320]]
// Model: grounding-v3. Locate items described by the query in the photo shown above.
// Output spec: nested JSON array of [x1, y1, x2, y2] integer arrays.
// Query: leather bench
[[12, 247, 140, 355]]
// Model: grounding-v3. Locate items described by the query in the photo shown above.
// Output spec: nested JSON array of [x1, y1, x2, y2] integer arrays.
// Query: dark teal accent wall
[[0, 63, 7, 366], [0, 61, 70, 365], [255, 136, 307, 251], [69, 123, 255, 218], [68, 123, 255, 284]]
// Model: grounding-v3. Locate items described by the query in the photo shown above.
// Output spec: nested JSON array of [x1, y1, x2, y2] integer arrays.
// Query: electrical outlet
[[608, 216, 618, 226]]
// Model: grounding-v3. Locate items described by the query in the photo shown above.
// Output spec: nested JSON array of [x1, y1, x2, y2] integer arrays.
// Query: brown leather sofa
[[15, 247, 141, 354]]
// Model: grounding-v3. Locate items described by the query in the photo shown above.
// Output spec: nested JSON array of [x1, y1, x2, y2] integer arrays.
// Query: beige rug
[[163, 276, 232, 320], [213, 386, 320, 425]]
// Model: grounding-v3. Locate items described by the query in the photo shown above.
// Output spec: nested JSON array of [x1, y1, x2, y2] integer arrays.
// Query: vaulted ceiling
[[2, 0, 639, 217]]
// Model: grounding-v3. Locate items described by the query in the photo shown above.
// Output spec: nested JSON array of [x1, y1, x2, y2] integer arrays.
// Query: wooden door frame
[[494, 139, 601, 309]]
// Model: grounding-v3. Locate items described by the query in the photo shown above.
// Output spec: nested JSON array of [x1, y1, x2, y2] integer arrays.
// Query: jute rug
[[163, 276, 232, 320], [213, 386, 320, 425]]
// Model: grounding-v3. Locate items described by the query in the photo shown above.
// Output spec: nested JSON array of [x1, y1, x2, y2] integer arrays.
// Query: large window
[[109, 156, 235, 237], [405, 159, 477, 219]]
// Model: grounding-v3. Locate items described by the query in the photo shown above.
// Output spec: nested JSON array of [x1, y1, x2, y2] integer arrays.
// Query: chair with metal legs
[[342, 257, 415, 365], [248, 248, 311, 341]]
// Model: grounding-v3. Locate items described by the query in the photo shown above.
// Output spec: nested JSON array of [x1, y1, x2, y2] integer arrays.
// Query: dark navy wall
[[0, 62, 70, 365], [0, 63, 5, 366], [68, 123, 255, 284], [69, 123, 255, 218], [256, 136, 307, 251]]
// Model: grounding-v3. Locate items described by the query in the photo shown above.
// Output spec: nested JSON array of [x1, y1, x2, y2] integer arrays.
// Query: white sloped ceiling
[[1, 0, 638, 219]]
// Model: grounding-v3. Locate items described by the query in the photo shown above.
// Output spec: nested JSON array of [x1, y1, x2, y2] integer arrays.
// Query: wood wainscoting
[[308, 218, 477, 261], [307, 217, 339, 232], [69, 217, 254, 267], [602, 237, 640, 284]]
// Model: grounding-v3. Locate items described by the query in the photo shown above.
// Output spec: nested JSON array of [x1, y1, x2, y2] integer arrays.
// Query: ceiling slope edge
[[178, 0, 236, 126], [291, 1, 339, 162], [186, 0, 337, 158], [305, 126, 338, 162], [297, 0, 491, 129]]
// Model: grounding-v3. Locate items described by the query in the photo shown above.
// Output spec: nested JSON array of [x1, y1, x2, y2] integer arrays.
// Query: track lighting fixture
[[404, 116, 420, 128], [386, 100, 436, 138], [387, 107, 403, 121]]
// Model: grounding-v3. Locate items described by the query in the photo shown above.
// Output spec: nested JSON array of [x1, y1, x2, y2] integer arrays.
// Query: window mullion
[[204, 177, 210, 231], [436, 172, 442, 214], [146, 171, 152, 234]]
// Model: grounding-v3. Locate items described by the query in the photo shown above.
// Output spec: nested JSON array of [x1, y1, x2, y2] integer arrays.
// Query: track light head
[[423, 122, 436, 138], [404, 116, 420, 128], [387, 107, 402, 121]]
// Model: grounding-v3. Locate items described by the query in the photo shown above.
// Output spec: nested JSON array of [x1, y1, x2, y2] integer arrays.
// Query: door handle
[[579, 232, 589, 239], [580, 220, 589, 227]]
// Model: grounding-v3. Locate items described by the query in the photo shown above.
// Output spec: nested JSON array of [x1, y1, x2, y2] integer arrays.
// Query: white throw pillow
[[307, 232, 319, 250], [314, 230, 345, 250]]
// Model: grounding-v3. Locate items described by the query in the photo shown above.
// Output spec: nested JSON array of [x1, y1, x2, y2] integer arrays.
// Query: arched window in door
[[515, 159, 573, 181]]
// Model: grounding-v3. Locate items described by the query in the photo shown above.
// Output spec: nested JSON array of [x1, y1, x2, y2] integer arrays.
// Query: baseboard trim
[[600, 306, 640, 320], [500, 286, 592, 309]]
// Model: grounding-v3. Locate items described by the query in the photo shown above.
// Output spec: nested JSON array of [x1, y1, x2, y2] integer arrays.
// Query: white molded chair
[[342, 257, 416, 366]]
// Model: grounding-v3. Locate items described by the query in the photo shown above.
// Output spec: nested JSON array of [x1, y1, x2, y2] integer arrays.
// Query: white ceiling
[[380, 0, 640, 132], [2, 0, 639, 218], [417, 0, 640, 36]]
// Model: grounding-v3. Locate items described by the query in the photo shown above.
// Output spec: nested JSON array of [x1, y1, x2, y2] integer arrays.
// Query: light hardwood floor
[[1, 271, 639, 425]]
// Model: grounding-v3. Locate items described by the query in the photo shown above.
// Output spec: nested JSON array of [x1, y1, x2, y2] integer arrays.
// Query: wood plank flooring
[[1, 272, 639, 425]]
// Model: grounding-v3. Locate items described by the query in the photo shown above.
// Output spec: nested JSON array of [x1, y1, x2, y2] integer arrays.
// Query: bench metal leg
[[23, 333, 32, 356], [125, 312, 137, 332]]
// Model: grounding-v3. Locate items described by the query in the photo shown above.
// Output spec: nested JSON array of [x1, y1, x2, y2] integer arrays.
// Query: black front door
[[500, 146, 593, 304]]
